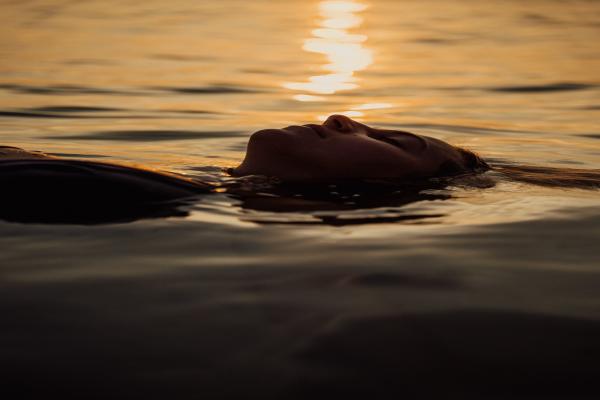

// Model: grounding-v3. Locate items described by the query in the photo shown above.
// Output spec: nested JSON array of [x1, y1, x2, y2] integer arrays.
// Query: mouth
[[302, 124, 327, 139], [282, 124, 327, 139]]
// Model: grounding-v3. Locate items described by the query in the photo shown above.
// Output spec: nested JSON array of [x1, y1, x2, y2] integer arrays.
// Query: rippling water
[[1, 1, 600, 398]]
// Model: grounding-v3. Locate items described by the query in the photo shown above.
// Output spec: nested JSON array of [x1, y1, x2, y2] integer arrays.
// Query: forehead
[[420, 134, 464, 161], [421, 135, 458, 152]]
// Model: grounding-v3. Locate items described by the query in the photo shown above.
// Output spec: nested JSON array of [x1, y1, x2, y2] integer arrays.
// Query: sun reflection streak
[[284, 0, 372, 97]]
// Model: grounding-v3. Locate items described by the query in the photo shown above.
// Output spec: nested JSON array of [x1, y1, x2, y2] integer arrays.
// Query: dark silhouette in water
[[232, 114, 489, 180], [0, 146, 209, 224], [1, 115, 599, 224], [226, 177, 454, 226]]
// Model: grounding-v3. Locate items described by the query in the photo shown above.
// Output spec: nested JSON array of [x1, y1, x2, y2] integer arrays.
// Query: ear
[[437, 159, 464, 176], [458, 148, 490, 171]]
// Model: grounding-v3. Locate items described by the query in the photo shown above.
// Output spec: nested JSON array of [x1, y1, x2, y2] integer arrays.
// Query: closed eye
[[377, 135, 407, 149], [368, 131, 427, 152], [368, 133, 410, 150]]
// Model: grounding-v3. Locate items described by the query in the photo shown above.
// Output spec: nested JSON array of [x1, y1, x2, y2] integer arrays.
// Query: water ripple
[[0, 83, 266, 97], [0, 110, 84, 119], [379, 121, 538, 135], [0, 84, 136, 95], [0, 106, 128, 119], [578, 134, 600, 139], [44, 129, 246, 141], [155, 85, 264, 94], [340, 272, 463, 289], [30, 106, 124, 113], [488, 82, 594, 93], [0, 106, 222, 120]]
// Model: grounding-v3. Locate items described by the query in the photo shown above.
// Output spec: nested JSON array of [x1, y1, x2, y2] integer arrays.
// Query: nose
[[323, 114, 355, 132]]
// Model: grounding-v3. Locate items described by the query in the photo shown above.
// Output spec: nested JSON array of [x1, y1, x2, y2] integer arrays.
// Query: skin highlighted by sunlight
[[284, 0, 372, 98], [317, 110, 364, 120]]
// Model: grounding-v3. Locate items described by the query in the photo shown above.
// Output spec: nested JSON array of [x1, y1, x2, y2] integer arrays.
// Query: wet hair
[[437, 147, 490, 177], [494, 164, 600, 189]]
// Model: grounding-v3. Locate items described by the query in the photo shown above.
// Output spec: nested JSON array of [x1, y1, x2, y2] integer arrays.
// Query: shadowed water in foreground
[[2, 209, 600, 399], [1, 0, 600, 398]]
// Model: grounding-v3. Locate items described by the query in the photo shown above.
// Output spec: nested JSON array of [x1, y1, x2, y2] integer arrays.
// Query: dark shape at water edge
[[489, 82, 594, 93], [0, 146, 470, 226], [230, 178, 453, 211], [30, 105, 125, 113], [0, 83, 264, 96], [0, 83, 135, 95], [156, 85, 263, 94], [340, 271, 464, 289], [0, 110, 87, 119], [43, 129, 245, 141], [150, 53, 215, 62], [161, 109, 220, 115], [0, 106, 223, 120], [225, 177, 454, 226], [46, 152, 110, 159], [0, 159, 210, 224], [520, 12, 562, 24], [0, 109, 158, 120], [254, 213, 444, 226], [412, 37, 457, 45], [579, 133, 600, 139]]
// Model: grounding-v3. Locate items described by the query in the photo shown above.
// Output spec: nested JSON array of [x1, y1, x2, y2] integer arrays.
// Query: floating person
[[1, 114, 598, 224], [231, 114, 489, 181]]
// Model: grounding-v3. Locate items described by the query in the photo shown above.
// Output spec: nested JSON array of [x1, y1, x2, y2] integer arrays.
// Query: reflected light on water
[[352, 102, 393, 110], [292, 94, 327, 102], [284, 0, 372, 96]]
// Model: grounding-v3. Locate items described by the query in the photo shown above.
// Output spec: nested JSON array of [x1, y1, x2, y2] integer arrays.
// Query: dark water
[[1, 1, 600, 398]]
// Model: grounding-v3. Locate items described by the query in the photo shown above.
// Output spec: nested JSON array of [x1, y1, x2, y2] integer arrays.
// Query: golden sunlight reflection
[[292, 94, 326, 102], [284, 1, 373, 97], [352, 102, 393, 111]]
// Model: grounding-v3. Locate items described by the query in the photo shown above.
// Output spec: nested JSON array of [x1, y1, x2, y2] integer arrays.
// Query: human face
[[232, 115, 467, 181]]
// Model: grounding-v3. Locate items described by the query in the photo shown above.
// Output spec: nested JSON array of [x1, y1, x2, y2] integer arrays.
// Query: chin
[[246, 128, 289, 151]]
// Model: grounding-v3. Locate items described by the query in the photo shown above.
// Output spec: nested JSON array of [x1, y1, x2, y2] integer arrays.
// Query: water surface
[[1, 1, 600, 398]]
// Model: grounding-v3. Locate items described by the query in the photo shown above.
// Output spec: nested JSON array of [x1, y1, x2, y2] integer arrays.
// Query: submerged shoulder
[[0, 147, 212, 201], [0, 146, 213, 224]]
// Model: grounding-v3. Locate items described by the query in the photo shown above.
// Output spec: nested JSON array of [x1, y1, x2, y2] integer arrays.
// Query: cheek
[[291, 139, 417, 174]]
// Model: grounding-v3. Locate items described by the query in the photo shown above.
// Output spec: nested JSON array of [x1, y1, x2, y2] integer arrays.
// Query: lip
[[303, 124, 327, 139], [283, 124, 326, 139]]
